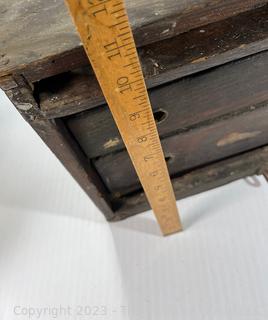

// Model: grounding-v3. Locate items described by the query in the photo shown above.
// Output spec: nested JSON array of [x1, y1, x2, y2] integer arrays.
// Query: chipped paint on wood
[[16, 103, 33, 111], [191, 56, 208, 64], [217, 131, 261, 147], [104, 138, 120, 149]]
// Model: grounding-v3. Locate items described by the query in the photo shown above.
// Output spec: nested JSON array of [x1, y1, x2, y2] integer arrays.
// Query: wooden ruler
[[65, 0, 182, 235]]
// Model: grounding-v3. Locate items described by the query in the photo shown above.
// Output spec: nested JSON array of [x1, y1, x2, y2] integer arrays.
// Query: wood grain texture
[[67, 51, 268, 158], [0, 0, 267, 79], [38, 5, 268, 118], [112, 146, 268, 220], [94, 102, 268, 195]]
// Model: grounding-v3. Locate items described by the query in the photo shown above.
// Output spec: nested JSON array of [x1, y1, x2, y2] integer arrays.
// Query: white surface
[[0, 89, 268, 320]]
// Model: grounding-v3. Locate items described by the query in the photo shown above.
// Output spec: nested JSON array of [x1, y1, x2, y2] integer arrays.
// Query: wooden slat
[[66, 51, 268, 158], [112, 146, 268, 220], [38, 5, 268, 118], [0, 0, 267, 79], [94, 103, 268, 195]]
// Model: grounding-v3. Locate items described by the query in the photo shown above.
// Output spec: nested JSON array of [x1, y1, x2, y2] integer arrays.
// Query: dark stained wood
[[22, 4, 268, 84], [23, 48, 90, 85], [3, 73, 268, 221], [112, 146, 268, 220], [38, 5, 268, 118], [1, 1, 268, 223], [67, 51, 268, 158], [131, 0, 268, 48], [2, 75, 115, 220], [1, 0, 267, 80], [94, 102, 268, 195], [139, 5, 268, 88]]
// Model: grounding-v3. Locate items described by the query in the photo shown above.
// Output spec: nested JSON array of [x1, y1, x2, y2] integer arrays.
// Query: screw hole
[[153, 109, 168, 124], [165, 154, 175, 164]]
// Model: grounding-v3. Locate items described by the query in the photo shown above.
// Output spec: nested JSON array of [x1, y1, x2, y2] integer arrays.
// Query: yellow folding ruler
[[65, 0, 183, 235]]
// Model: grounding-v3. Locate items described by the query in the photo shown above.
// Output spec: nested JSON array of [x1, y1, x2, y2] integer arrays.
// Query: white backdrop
[[0, 89, 268, 320]]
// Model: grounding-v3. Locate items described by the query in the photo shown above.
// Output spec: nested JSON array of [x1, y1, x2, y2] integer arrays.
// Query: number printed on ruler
[[65, 0, 182, 235]]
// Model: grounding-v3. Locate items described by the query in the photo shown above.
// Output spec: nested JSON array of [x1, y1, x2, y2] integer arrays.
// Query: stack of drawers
[[1, 0, 268, 220]]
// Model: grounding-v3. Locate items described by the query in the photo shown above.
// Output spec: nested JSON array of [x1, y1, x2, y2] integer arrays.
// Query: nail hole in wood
[[165, 154, 175, 164], [153, 109, 168, 124]]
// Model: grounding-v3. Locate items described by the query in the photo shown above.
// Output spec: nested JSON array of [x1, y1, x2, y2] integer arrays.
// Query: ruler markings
[[109, 20, 128, 28], [121, 36, 132, 42], [124, 61, 139, 67], [65, 0, 182, 235], [110, 8, 124, 14], [112, 1, 122, 7], [118, 31, 130, 37], [119, 25, 129, 31], [115, 14, 127, 19], [130, 70, 142, 75], [134, 95, 146, 99], [126, 46, 136, 51], [90, 0, 112, 8]]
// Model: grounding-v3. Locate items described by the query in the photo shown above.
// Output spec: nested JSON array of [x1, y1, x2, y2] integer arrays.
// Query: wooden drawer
[[66, 51, 268, 158], [94, 103, 268, 195]]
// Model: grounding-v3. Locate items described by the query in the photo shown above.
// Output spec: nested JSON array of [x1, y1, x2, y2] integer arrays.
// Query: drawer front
[[66, 51, 268, 158], [93, 104, 268, 195]]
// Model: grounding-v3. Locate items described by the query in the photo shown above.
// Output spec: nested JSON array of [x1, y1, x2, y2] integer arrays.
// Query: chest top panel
[[0, 0, 267, 77]]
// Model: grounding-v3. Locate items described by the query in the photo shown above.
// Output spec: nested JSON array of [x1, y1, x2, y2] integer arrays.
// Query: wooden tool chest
[[1, 0, 268, 221]]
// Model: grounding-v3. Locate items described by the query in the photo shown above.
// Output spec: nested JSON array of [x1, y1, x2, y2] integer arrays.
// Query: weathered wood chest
[[1, 0, 268, 221]]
